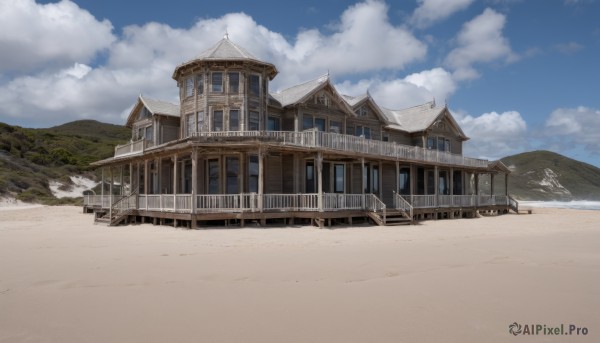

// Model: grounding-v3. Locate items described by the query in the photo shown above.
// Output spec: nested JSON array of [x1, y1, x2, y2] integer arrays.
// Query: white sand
[[1, 206, 598, 342]]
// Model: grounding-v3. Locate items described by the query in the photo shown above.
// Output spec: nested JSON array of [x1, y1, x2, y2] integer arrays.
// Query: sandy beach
[[0, 206, 598, 342]]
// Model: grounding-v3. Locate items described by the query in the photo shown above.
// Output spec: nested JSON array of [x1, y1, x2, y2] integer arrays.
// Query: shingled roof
[[125, 95, 180, 127], [382, 101, 468, 139], [270, 74, 329, 107]]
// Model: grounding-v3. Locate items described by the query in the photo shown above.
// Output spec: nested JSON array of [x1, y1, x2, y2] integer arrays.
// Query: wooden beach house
[[84, 36, 518, 227]]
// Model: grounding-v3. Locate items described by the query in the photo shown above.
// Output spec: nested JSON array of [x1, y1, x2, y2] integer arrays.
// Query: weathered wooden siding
[[352, 163, 362, 193], [282, 154, 294, 193], [381, 162, 396, 207], [265, 154, 282, 193]]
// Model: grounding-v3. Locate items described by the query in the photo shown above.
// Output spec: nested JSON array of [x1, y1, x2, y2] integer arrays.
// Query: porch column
[[361, 158, 365, 194], [449, 168, 454, 196], [505, 173, 509, 196], [317, 151, 323, 212], [109, 167, 113, 219], [144, 159, 149, 195], [101, 167, 105, 198], [258, 147, 264, 212], [191, 149, 198, 228], [395, 161, 400, 193], [475, 173, 480, 206], [120, 165, 124, 196], [156, 158, 161, 194], [293, 153, 299, 193], [409, 165, 415, 204], [173, 154, 178, 212], [136, 162, 141, 194], [129, 163, 133, 195], [434, 165, 439, 207]]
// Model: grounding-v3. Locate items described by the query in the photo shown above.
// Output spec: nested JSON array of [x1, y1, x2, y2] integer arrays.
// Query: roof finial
[[224, 30, 229, 40], [432, 97, 436, 108]]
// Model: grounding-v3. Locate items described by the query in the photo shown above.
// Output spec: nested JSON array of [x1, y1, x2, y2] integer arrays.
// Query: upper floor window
[[248, 75, 260, 96], [228, 72, 239, 93], [427, 136, 451, 152], [211, 72, 223, 93], [185, 113, 195, 137], [248, 111, 259, 131], [355, 125, 371, 139], [355, 106, 368, 117], [138, 107, 151, 120], [197, 111, 204, 132], [330, 121, 341, 134], [267, 117, 280, 131], [185, 77, 194, 97], [302, 115, 325, 131], [229, 109, 239, 131], [303, 115, 313, 131], [213, 110, 223, 131], [196, 74, 204, 95]]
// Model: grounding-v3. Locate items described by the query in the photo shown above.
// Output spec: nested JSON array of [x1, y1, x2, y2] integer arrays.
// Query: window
[[330, 121, 341, 134], [306, 161, 315, 193], [145, 126, 153, 143], [439, 170, 449, 195], [249, 75, 260, 96], [267, 117, 280, 131], [228, 72, 239, 93], [399, 168, 410, 195], [197, 111, 204, 132], [426, 170, 435, 195], [213, 110, 223, 131], [226, 157, 239, 194], [427, 137, 437, 150], [453, 171, 462, 195], [355, 106, 368, 117], [315, 118, 326, 131], [382, 134, 389, 142], [185, 77, 194, 97], [372, 165, 379, 194], [346, 125, 354, 136], [229, 110, 239, 131], [363, 165, 370, 193], [208, 159, 219, 194], [334, 164, 344, 193], [356, 126, 371, 139], [303, 115, 313, 130], [211, 72, 223, 92], [249, 111, 259, 131], [427, 136, 451, 152], [186, 113, 195, 137], [196, 74, 204, 95], [248, 155, 259, 193]]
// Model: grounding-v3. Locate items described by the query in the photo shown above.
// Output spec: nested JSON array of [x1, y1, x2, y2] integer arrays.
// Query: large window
[[208, 159, 219, 194], [427, 170, 435, 195], [145, 126, 153, 143], [334, 164, 345, 193], [196, 74, 204, 95], [372, 165, 379, 194], [211, 72, 223, 93], [248, 75, 260, 96], [229, 110, 239, 131], [303, 115, 313, 130], [228, 72, 239, 93], [249, 111, 259, 131], [248, 155, 259, 193], [356, 126, 371, 139], [427, 136, 451, 152], [330, 121, 341, 134], [226, 157, 239, 194], [197, 111, 204, 132], [213, 110, 223, 131], [267, 116, 280, 131], [306, 161, 315, 193], [315, 118, 326, 132], [439, 170, 449, 195], [185, 77, 194, 97], [399, 168, 410, 195], [186, 113, 194, 137]]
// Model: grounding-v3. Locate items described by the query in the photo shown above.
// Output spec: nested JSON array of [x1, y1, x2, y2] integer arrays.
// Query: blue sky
[[1, 0, 600, 167]]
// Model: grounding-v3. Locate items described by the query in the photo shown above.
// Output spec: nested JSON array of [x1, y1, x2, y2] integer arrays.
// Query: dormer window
[[211, 72, 223, 93], [185, 77, 194, 97], [355, 106, 368, 117], [316, 92, 329, 107]]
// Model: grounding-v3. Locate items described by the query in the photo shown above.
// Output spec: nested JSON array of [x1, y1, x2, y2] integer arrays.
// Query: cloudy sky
[[1, 0, 599, 166]]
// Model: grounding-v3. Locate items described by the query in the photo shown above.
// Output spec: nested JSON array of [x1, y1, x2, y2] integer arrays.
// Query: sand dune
[[1, 206, 598, 342]]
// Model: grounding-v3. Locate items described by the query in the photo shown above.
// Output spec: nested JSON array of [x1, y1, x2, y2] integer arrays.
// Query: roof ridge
[[275, 73, 330, 94], [385, 100, 438, 113]]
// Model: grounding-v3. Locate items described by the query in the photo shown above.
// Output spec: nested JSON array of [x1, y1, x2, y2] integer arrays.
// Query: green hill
[[0, 120, 129, 204], [501, 150, 600, 201]]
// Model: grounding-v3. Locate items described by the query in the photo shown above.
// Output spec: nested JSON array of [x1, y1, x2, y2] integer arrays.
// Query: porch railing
[[393, 191, 413, 219], [323, 193, 366, 211], [402, 194, 511, 209], [185, 130, 489, 168], [114, 139, 147, 157]]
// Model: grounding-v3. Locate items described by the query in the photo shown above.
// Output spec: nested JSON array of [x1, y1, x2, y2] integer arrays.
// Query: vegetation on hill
[[0, 120, 129, 204], [501, 150, 600, 201]]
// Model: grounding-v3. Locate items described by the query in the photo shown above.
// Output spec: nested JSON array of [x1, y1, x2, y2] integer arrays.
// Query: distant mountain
[[501, 150, 600, 201], [0, 120, 129, 204]]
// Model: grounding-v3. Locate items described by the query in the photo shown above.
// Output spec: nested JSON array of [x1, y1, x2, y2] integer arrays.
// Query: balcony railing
[[111, 131, 489, 168], [402, 195, 509, 208]]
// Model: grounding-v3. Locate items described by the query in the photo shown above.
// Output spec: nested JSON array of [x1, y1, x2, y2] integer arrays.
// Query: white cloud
[[0, 0, 115, 72], [554, 41, 584, 55], [335, 67, 456, 109], [445, 8, 517, 80], [0, 0, 429, 127], [455, 110, 528, 159], [544, 106, 600, 153], [411, 0, 475, 28]]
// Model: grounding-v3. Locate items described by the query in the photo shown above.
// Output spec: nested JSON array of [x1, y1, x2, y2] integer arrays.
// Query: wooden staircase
[[368, 209, 412, 226], [94, 192, 137, 226]]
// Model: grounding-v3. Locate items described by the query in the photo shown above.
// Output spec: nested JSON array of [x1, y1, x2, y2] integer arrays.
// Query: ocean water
[[519, 201, 600, 211]]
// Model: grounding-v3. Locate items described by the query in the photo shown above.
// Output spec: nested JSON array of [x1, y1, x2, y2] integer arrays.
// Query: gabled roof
[[125, 95, 180, 127], [271, 74, 329, 107], [172, 36, 278, 80], [382, 101, 468, 140], [342, 92, 389, 124], [488, 160, 512, 173]]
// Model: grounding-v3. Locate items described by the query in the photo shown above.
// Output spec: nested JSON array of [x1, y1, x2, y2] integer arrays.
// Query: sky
[[1, 0, 600, 167]]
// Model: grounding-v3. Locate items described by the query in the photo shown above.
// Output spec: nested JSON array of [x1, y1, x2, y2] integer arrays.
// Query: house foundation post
[[317, 151, 323, 212], [191, 148, 198, 229]]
